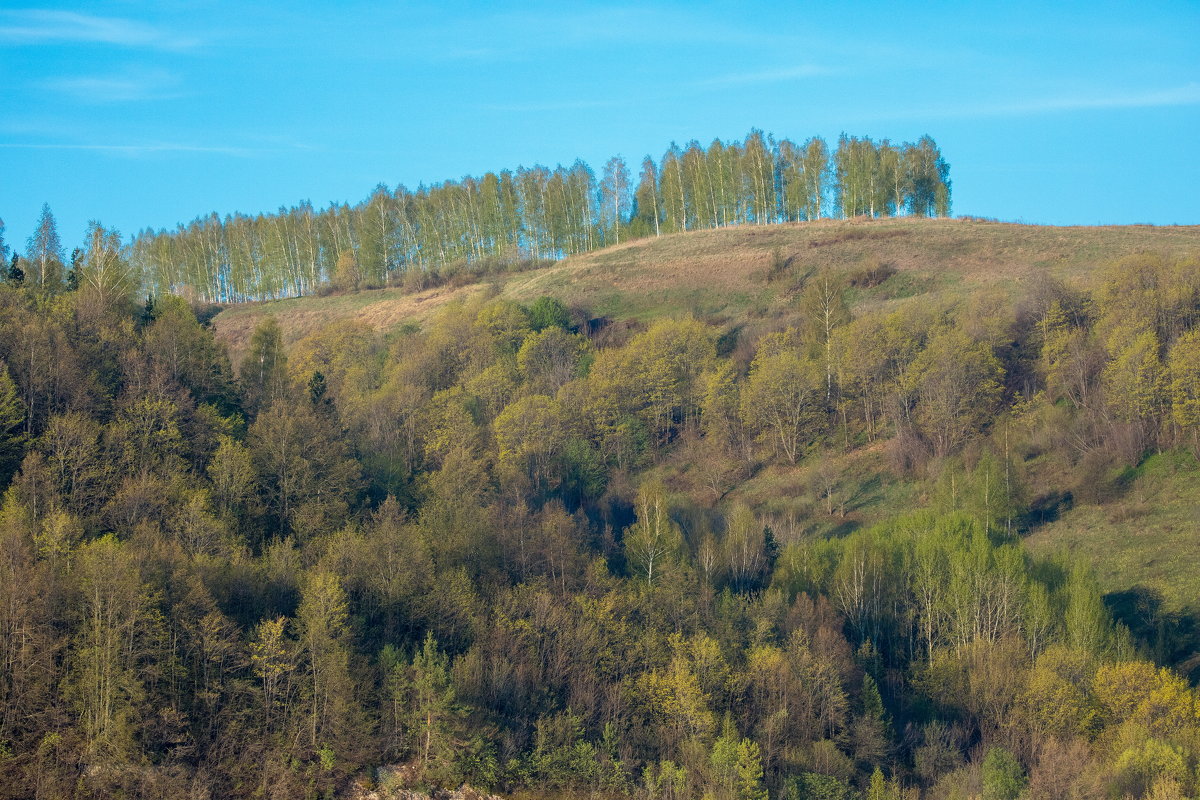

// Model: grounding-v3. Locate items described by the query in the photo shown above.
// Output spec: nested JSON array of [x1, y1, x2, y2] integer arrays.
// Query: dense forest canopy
[[1, 211, 1200, 799], [2, 130, 951, 305]]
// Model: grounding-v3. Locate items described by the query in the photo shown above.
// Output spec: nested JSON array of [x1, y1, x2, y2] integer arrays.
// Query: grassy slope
[[211, 217, 1200, 364], [210, 217, 1200, 608], [1025, 451, 1200, 612]]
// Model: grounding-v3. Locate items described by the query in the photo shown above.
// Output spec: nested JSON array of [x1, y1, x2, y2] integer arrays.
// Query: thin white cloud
[[981, 83, 1200, 115], [0, 142, 264, 157], [0, 9, 198, 49], [481, 99, 618, 113], [697, 64, 833, 89], [43, 70, 183, 103], [895, 83, 1200, 121]]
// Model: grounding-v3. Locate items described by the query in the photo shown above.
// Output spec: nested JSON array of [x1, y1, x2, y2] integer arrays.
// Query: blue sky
[[1, 1, 1198, 250]]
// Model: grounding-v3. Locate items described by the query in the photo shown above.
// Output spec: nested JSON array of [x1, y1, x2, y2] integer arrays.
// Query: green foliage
[[1168, 327, 1200, 432], [740, 344, 824, 464], [248, 398, 361, 538], [980, 747, 1025, 800], [864, 767, 902, 800], [240, 315, 289, 414], [25, 203, 63, 292], [1112, 737, 1188, 798], [64, 535, 151, 763], [734, 738, 768, 800], [332, 249, 362, 291], [0, 361, 27, 487], [909, 327, 1003, 457], [625, 481, 684, 585], [528, 295, 572, 332], [6, 231, 1200, 800], [494, 394, 569, 494], [785, 772, 854, 800]]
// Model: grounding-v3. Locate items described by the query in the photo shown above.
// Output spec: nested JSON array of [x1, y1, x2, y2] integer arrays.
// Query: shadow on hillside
[[843, 474, 889, 516], [1020, 490, 1074, 530], [824, 519, 862, 539], [1105, 586, 1200, 678]]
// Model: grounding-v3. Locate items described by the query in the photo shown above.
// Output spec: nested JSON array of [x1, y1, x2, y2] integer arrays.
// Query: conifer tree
[[410, 631, 460, 779], [735, 738, 768, 800], [5, 254, 22, 285]]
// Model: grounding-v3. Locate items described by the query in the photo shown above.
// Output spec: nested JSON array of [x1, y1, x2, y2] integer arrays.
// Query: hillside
[[8, 215, 1200, 799], [212, 216, 1200, 625], [211, 217, 1200, 365]]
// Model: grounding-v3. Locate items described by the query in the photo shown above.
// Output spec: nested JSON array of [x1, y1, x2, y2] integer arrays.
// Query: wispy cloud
[[886, 83, 1200, 122], [976, 83, 1200, 115], [480, 99, 619, 113], [0, 142, 274, 157], [0, 9, 198, 49], [43, 69, 183, 103], [696, 64, 832, 89]]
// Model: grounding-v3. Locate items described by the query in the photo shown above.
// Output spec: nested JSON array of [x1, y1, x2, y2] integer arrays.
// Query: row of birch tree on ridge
[[118, 131, 950, 303]]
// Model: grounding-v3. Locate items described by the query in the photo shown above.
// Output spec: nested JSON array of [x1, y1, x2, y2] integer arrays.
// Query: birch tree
[[25, 203, 64, 292]]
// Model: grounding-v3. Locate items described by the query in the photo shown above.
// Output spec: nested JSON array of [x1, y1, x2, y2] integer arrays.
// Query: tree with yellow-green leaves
[[517, 326, 590, 396], [250, 614, 296, 741], [625, 481, 683, 586], [494, 394, 570, 494], [600, 155, 631, 246], [25, 203, 64, 293], [0, 361, 26, 487], [800, 269, 851, 399], [1103, 325, 1167, 448], [240, 316, 289, 415], [740, 346, 825, 464], [332, 249, 362, 291], [1167, 327, 1200, 446], [77, 221, 136, 313], [64, 535, 152, 763], [248, 398, 361, 538], [910, 328, 1003, 457], [297, 569, 360, 759], [123, 130, 951, 302]]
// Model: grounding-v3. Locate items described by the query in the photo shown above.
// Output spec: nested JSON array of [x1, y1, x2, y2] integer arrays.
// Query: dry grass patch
[[210, 218, 1200, 363]]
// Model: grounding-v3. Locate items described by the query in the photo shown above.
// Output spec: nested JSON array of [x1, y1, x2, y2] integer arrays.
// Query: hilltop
[[211, 217, 1200, 364]]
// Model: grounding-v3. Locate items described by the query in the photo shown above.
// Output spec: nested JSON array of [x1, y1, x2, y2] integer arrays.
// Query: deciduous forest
[[1, 132, 1200, 800], [116, 131, 950, 303]]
